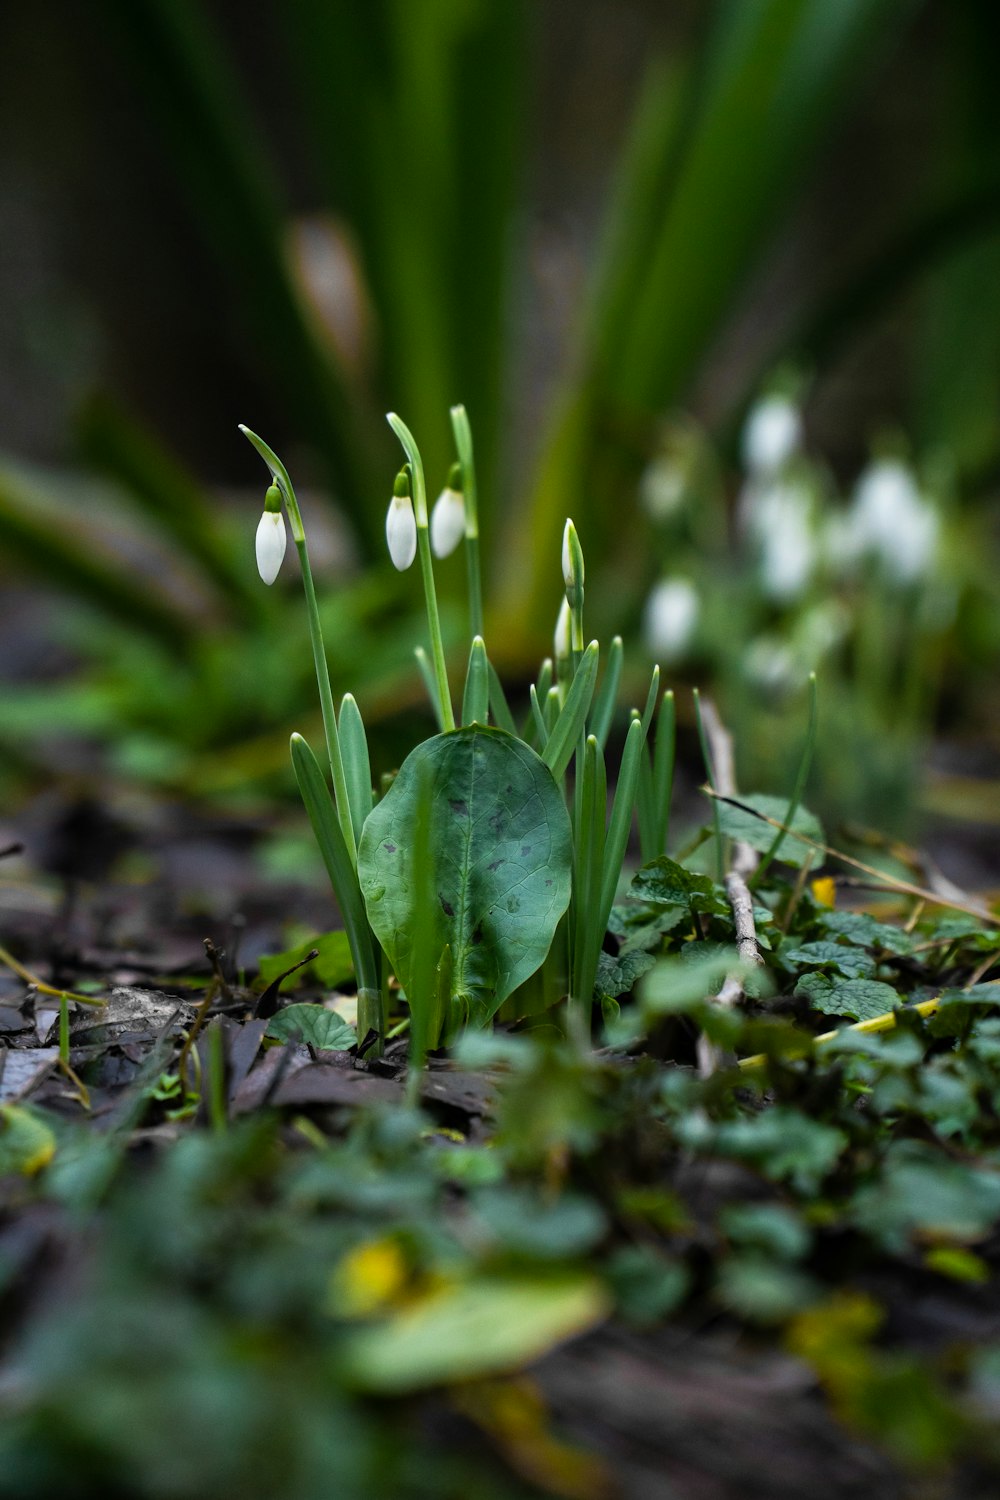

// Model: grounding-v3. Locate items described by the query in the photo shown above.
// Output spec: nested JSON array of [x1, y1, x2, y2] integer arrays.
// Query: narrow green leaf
[[461, 636, 490, 726], [290, 733, 380, 1016], [599, 716, 646, 931], [529, 684, 549, 749], [589, 635, 624, 749], [572, 734, 607, 1013], [542, 641, 600, 781], [486, 659, 517, 736], [339, 693, 373, 848]]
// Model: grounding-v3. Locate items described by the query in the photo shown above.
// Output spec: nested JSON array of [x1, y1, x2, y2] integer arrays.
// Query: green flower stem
[[240, 425, 357, 866], [450, 404, 483, 640], [388, 413, 456, 732]]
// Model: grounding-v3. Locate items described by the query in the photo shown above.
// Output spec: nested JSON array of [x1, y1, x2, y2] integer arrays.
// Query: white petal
[[386, 495, 417, 570], [742, 396, 802, 476], [430, 488, 465, 558], [255, 510, 287, 585], [643, 578, 699, 662]]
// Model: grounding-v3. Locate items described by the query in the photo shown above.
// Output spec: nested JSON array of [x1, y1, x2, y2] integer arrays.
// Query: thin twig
[[695, 699, 763, 1075], [702, 788, 995, 923]]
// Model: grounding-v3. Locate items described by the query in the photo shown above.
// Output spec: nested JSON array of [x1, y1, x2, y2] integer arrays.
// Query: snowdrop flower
[[255, 483, 287, 585], [430, 463, 466, 558], [849, 459, 939, 584], [386, 468, 417, 571], [741, 394, 802, 477], [742, 478, 817, 603], [643, 577, 699, 663]]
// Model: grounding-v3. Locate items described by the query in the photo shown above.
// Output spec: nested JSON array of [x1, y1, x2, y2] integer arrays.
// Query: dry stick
[[696, 700, 764, 1075]]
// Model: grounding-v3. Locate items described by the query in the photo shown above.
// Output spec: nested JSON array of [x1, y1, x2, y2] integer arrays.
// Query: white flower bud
[[385, 493, 417, 571], [554, 597, 572, 663], [255, 509, 287, 585], [643, 578, 699, 663], [430, 486, 466, 558], [562, 518, 584, 593], [742, 395, 802, 477]]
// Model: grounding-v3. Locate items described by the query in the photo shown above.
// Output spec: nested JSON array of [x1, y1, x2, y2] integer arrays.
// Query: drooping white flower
[[848, 459, 939, 584], [741, 395, 802, 477], [430, 485, 465, 557], [742, 478, 817, 603], [385, 493, 417, 570], [643, 577, 699, 663], [255, 507, 287, 585]]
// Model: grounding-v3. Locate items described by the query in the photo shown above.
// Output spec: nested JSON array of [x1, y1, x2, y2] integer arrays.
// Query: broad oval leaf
[[358, 726, 572, 1025]]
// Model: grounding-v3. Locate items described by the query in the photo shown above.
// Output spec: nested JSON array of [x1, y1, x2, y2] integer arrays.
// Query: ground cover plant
[[1, 409, 999, 1498]]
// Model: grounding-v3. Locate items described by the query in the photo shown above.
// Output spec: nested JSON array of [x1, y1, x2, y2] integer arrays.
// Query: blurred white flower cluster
[[639, 389, 951, 699]]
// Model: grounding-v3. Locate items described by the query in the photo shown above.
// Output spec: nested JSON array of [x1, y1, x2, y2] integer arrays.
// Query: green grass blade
[[639, 665, 661, 738], [598, 716, 646, 931], [588, 635, 624, 749], [528, 685, 549, 750], [542, 641, 600, 781], [652, 688, 677, 856], [571, 735, 607, 1024]]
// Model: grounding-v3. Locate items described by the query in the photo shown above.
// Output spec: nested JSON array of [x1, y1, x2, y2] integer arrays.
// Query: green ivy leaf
[[795, 974, 900, 1021], [594, 949, 655, 1002], [358, 727, 573, 1026], [266, 1005, 356, 1050], [629, 856, 729, 916], [818, 911, 914, 954], [782, 940, 876, 980]]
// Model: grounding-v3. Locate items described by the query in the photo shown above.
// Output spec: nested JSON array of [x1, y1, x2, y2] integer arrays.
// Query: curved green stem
[[387, 413, 455, 731], [240, 424, 357, 865]]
